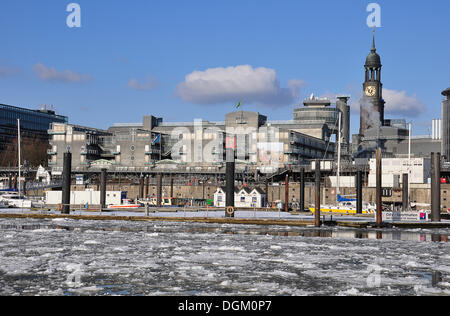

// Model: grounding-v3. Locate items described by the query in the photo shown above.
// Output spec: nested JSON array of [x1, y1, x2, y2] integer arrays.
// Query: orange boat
[[107, 199, 141, 209]]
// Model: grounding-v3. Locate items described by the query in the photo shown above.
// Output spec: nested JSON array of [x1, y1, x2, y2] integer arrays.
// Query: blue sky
[[0, 0, 449, 137]]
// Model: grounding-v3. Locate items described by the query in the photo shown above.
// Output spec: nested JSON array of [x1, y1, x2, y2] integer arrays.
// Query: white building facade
[[368, 158, 431, 188]]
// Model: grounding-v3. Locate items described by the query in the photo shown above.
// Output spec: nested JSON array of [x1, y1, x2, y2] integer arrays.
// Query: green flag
[[236, 101, 242, 109]]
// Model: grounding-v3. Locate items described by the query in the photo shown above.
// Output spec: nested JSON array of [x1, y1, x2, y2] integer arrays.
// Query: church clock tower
[[360, 33, 385, 136]]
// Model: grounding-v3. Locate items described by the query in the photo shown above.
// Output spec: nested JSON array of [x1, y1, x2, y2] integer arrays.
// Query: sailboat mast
[[17, 119, 21, 197], [408, 122, 412, 210]]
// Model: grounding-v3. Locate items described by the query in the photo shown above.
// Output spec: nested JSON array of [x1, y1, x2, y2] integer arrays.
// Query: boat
[[1, 120, 34, 209], [139, 197, 179, 207], [309, 200, 376, 215], [1, 193, 32, 208], [107, 199, 141, 210]]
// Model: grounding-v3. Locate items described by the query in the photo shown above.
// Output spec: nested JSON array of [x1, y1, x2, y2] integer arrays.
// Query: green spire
[[371, 27, 376, 52]]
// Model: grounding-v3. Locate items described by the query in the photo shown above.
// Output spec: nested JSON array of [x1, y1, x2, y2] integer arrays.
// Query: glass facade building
[[0, 104, 67, 132], [0, 103, 68, 166]]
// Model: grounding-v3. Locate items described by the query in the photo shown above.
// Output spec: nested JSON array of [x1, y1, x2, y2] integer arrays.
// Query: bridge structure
[[0, 162, 373, 186]]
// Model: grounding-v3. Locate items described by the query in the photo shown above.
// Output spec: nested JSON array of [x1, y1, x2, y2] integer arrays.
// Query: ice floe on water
[[0, 217, 449, 296]]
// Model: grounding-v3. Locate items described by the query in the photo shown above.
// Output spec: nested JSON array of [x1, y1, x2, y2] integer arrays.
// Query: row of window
[[0, 108, 66, 131]]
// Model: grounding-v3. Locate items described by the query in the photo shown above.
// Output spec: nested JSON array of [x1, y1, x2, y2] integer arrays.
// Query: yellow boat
[[309, 202, 376, 215]]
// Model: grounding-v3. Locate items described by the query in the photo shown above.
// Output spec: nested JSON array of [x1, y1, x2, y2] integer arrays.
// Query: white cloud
[[32, 63, 93, 83], [383, 88, 426, 117], [127, 77, 159, 91], [175, 65, 305, 107], [350, 89, 426, 118]]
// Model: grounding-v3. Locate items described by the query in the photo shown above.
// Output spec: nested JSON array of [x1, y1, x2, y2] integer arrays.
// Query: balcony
[[48, 130, 66, 135], [48, 160, 57, 166], [146, 149, 160, 155]]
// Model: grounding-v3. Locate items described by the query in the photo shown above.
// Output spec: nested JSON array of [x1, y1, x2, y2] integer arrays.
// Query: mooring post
[[300, 168, 305, 212], [100, 168, 107, 211], [139, 175, 144, 200], [431, 152, 442, 222], [285, 173, 289, 213], [265, 179, 269, 208], [157, 173, 163, 208], [23, 178, 27, 196], [356, 170, 363, 214], [376, 149, 383, 226], [62, 152, 72, 214], [8, 174, 12, 190], [402, 173, 409, 212], [144, 175, 149, 199], [315, 160, 321, 227], [225, 135, 235, 218], [170, 175, 174, 198]]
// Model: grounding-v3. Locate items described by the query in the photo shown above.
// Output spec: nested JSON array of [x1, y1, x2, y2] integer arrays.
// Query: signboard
[[382, 211, 430, 222], [226, 136, 236, 149], [75, 174, 85, 185]]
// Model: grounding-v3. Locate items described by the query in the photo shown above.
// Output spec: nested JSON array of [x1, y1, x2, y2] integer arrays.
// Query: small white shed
[[214, 187, 266, 208]]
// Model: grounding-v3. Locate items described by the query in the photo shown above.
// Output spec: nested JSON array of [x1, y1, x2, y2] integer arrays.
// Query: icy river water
[[0, 217, 449, 296]]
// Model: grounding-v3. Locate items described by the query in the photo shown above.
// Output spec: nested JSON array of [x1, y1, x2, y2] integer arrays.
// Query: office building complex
[[47, 109, 337, 175]]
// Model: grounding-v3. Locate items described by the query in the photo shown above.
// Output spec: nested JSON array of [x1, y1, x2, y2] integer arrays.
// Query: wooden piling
[[431, 153, 442, 222], [62, 152, 72, 214], [285, 173, 289, 213], [100, 169, 107, 210], [356, 170, 363, 215], [402, 173, 409, 212], [300, 168, 305, 212], [315, 160, 321, 227]]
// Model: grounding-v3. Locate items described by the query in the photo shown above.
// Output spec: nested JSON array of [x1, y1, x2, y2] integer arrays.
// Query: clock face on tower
[[365, 86, 377, 97]]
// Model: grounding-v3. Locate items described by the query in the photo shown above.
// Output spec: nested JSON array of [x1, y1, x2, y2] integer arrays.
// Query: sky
[[0, 0, 449, 137]]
